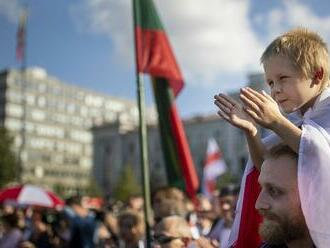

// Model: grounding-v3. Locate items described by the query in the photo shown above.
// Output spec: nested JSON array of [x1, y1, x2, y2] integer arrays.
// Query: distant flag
[[133, 0, 199, 200], [16, 9, 27, 63], [202, 138, 227, 197]]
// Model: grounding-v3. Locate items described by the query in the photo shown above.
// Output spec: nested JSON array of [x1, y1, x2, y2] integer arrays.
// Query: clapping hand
[[214, 93, 257, 136], [239, 87, 283, 130]]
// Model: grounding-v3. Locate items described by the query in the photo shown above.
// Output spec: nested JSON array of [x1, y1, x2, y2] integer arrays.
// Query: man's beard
[[259, 212, 307, 245]]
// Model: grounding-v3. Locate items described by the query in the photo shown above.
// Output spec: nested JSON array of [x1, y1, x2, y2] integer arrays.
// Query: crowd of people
[[0, 185, 240, 248]]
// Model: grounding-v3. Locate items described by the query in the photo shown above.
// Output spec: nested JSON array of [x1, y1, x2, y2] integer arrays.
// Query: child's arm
[[240, 87, 301, 152], [214, 94, 266, 170]]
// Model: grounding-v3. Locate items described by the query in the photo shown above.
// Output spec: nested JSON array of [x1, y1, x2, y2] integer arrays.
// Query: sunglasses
[[152, 234, 182, 244]]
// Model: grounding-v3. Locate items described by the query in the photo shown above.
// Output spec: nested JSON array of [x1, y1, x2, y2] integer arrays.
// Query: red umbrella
[[0, 184, 64, 208]]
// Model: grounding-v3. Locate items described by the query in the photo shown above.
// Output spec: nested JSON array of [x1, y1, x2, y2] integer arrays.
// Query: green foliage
[[53, 183, 66, 198], [216, 171, 239, 190], [86, 177, 103, 197], [113, 164, 142, 202], [0, 128, 17, 187]]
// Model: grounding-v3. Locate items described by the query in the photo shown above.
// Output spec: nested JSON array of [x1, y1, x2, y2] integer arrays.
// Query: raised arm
[[214, 93, 266, 170]]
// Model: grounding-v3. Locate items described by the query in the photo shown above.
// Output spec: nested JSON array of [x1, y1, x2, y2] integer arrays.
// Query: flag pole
[[132, 0, 152, 247], [17, 6, 28, 183]]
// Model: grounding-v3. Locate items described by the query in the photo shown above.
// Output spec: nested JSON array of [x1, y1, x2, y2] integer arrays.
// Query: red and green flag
[[134, 0, 199, 200]]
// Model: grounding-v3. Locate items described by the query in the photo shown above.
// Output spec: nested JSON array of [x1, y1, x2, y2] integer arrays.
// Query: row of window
[[5, 100, 132, 129], [5, 118, 92, 142], [7, 76, 133, 112], [26, 151, 91, 168]]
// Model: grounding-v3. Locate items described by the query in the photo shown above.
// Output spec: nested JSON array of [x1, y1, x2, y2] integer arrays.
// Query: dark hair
[[219, 184, 240, 197], [65, 195, 82, 206], [265, 144, 298, 161], [1, 213, 19, 228]]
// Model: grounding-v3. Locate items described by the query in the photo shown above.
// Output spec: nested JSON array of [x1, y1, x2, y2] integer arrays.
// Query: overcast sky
[[1, 0, 330, 117]]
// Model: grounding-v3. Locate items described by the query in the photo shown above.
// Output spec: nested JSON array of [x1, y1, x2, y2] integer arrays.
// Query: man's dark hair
[[264, 144, 298, 161]]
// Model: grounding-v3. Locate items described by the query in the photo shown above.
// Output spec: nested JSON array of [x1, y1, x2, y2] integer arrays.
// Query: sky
[[1, 0, 330, 118]]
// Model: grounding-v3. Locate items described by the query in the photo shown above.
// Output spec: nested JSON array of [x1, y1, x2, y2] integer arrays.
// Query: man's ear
[[313, 67, 324, 84]]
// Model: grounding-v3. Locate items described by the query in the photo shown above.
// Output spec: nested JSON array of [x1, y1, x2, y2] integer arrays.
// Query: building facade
[[92, 73, 267, 194], [0, 67, 156, 193]]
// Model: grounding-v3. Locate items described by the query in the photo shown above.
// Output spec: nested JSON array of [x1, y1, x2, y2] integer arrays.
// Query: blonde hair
[[261, 28, 330, 88]]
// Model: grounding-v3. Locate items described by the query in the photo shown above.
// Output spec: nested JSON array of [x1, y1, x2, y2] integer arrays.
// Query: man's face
[[219, 195, 236, 225], [255, 154, 309, 245], [153, 217, 192, 248]]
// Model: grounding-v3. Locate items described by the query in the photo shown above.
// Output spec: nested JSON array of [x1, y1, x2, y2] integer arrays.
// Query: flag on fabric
[[133, 0, 199, 200], [16, 9, 27, 62], [202, 138, 227, 198], [227, 163, 262, 248]]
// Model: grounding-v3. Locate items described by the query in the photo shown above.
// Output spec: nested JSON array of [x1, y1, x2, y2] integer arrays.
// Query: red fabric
[[0, 187, 20, 201], [234, 168, 262, 248], [135, 27, 184, 97], [0, 185, 64, 208], [204, 152, 222, 165], [168, 103, 199, 201]]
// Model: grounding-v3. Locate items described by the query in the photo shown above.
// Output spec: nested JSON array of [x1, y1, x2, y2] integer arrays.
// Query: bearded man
[[256, 145, 315, 248]]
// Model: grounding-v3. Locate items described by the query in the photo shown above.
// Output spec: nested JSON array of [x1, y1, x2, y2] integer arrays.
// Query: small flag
[[202, 138, 227, 197], [16, 9, 27, 62]]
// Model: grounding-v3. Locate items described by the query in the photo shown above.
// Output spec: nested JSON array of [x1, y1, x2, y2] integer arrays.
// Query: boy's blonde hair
[[261, 28, 329, 88]]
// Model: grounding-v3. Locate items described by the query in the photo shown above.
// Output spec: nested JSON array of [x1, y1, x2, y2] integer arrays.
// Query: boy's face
[[264, 55, 322, 114]]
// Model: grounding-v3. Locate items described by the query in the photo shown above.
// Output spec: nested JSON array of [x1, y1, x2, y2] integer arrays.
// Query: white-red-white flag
[[202, 138, 227, 197]]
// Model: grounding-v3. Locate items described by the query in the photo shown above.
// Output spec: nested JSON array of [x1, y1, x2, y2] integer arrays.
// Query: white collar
[[291, 87, 330, 120]]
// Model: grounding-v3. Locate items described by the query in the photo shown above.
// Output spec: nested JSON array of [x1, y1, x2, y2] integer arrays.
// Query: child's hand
[[240, 87, 284, 129], [214, 93, 257, 136]]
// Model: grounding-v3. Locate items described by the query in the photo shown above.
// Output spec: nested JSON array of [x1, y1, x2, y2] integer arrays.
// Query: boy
[[214, 28, 330, 247]]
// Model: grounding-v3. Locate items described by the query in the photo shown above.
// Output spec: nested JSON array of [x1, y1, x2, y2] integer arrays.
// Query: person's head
[[261, 28, 329, 114], [152, 187, 185, 207], [255, 145, 311, 245], [153, 216, 193, 248], [153, 199, 188, 224], [127, 195, 144, 212], [1, 213, 19, 230], [218, 184, 239, 225], [65, 195, 82, 207], [196, 195, 214, 232], [118, 210, 145, 245]]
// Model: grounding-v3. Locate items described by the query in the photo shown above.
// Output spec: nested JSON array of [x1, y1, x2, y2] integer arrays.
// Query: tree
[[216, 171, 239, 190], [86, 177, 103, 197], [113, 164, 142, 202], [0, 128, 17, 187]]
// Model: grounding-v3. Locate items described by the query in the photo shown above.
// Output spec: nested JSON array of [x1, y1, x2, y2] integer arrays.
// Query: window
[[6, 103, 23, 118], [37, 96, 46, 108], [5, 118, 22, 131], [31, 110, 45, 121]]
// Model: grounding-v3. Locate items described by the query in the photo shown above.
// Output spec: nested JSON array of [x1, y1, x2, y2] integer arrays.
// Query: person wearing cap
[[207, 184, 239, 247]]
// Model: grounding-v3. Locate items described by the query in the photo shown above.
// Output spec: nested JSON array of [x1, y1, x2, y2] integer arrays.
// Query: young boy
[[214, 28, 330, 247]]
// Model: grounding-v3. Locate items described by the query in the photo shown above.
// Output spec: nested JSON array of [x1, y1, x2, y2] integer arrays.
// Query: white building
[[0, 67, 156, 193]]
